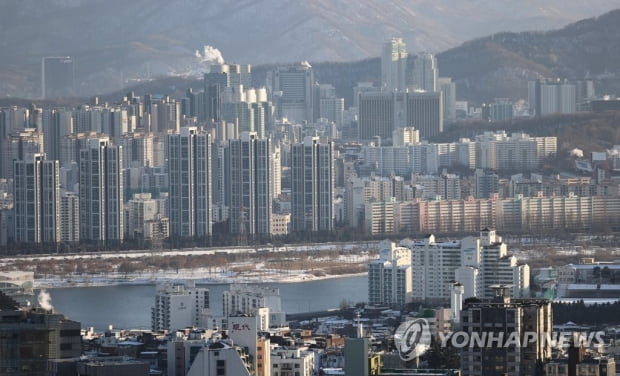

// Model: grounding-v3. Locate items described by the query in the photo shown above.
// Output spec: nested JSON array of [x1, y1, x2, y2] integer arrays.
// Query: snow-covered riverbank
[[35, 268, 368, 288]]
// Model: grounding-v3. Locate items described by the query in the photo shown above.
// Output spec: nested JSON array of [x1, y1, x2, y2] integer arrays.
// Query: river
[[47, 275, 368, 330]]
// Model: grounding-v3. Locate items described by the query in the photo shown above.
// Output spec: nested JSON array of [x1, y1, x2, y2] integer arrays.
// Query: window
[[216, 359, 226, 376]]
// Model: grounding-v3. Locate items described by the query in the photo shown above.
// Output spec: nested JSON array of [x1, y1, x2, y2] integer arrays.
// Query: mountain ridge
[[1, 0, 619, 98]]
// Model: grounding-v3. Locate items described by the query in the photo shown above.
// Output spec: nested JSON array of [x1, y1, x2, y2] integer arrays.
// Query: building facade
[[78, 139, 124, 243], [151, 281, 210, 332], [460, 286, 552, 376], [13, 154, 60, 244], [291, 136, 334, 232], [225, 132, 272, 238], [168, 127, 213, 239], [381, 38, 408, 92], [368, 240, 413, 305], [411, 230, 529, 303]]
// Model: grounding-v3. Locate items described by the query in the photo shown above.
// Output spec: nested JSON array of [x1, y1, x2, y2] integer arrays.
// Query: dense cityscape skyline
[[2, 4, 620, 376]]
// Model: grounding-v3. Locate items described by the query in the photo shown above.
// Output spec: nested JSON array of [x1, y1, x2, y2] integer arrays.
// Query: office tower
[[0, 128, 44, 179], [291, 137, 334, 233], [353, 82, 378, 108], [411, 52, 438, 92], [168, 127, 213, 239], [41, 56, 75, 99], [359, 92, 442, 140], [368, 240, 413, 305], [59, 191, 80, 244], [225, 132, 272, 238], [406, 91, 443, 139], [273, 62, 315, 123], [13, 154, 60, 244], [381, 38, 408, 92], [438, 77, 457, 121], [151, 281, 210, 332], [358, 92, 395, 140], [460, 286, 552, 376], [79, 139, 124, 243]]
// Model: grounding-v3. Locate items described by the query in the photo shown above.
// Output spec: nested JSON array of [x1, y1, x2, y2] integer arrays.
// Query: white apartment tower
[[168, 127, 213, 238], [411, 230, 529, 303], [79, 139, 124, 243], [291, 136, 334, 233], [13, 154, 60, 244], [368, 240, 413, 305], [225, 132, 272, 238], [222, 284, 283, 325], [381, 38, 408, 92], [152, 281, 210, 332]]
